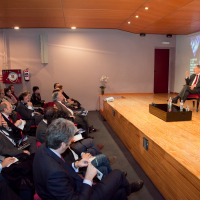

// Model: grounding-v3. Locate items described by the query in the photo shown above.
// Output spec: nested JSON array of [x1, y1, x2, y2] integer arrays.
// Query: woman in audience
[[4, 88, 17, 108]]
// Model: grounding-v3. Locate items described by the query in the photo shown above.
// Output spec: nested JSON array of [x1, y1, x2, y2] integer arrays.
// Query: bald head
[[0, 101, 12, 115]]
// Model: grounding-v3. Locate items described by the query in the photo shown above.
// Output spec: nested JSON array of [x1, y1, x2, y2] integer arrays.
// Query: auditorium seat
[[187, 94, 200, 112]]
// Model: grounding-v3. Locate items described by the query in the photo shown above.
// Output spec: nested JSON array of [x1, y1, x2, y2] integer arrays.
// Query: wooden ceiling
[[0, 0, 200, 35]]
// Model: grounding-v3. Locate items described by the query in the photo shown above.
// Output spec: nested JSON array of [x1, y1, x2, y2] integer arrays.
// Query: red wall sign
[[2, 69, 22, 83]]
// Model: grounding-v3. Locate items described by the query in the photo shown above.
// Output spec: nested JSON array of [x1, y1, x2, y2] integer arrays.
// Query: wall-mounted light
[[71, 27, 76, 29], [140, 33, 146, 37], [166, 34, 172, 38], [14, 27, 19, 29]]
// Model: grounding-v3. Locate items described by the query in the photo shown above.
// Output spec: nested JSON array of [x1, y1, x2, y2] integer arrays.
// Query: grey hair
[[196, 65, 200, 68], [45, 118, 77, 149], [52, 91, 60, 102], [0, 102, 8, 112]]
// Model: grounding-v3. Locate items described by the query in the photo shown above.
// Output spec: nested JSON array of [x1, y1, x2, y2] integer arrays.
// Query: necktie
[[193, 75, 199, 85], [8, 117, 13, 123]]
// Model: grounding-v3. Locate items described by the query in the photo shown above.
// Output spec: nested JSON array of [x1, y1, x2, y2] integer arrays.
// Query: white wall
[[0, 29, 176, 110], [175, 31, 200, 93]]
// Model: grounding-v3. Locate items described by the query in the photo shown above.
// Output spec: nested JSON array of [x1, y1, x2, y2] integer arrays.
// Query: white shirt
[[58, 101, 74, 116]]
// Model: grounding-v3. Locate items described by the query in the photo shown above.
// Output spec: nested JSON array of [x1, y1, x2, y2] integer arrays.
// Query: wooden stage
[[101, 93, 200, 200]]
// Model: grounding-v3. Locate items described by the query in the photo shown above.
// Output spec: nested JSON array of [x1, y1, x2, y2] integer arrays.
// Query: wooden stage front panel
[[102, 94, 200, 200]]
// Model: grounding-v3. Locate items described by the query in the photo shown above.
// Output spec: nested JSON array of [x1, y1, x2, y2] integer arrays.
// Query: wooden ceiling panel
[[149, 0, 194, 9], [0, 0, 62, 9], [0, 19, 10, 28], [62, 0, 147, 10], [0, 0, 199, 35], [170, 20, 200, 35], [63, 9, 135, 28], [0, 9, 63, 18], [0, 17, 65, 28]]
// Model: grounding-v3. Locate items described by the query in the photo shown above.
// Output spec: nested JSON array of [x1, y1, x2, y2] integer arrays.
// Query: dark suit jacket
[[33, 144, 92, 200], [0, 129, 24, 157], [16, 102, 43, 131], [2, 114, 22, 143], [36, 120, 47, 143], [186, 74, 200, 89]]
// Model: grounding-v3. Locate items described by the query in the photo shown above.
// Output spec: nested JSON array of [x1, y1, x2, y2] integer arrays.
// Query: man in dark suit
[[16, 92, 43, 131], [172, 65, 200, 103], [33, 118, 143, 200], [53, 91, 97, 135]]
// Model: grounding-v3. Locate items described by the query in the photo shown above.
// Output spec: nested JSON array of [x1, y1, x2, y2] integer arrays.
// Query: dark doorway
[[154, 49, 169, 93]]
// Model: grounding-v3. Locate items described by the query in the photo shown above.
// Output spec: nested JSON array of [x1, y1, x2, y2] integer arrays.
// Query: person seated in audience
[[33, 119, 143, 200], [53, 91, 97, 135], [4, 87, 17, 108], [0, 154, 35, 200], [16, 92, 43, 131], [8, 85, 19, 102], [0, 112, 36, 156], [54, 82, 83, 111], [37, 105, 104, 152], [0, 89, 6, 104], [0, 157, 22, 200], [31, 86, 45, 107]]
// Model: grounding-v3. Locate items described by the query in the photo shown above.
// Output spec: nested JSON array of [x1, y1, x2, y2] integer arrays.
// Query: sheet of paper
[[74, 134, 83, 142], [7, 157, 19, 167]]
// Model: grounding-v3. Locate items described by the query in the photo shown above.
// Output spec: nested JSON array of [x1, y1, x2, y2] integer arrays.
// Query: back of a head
[[45, 118, 77, 149], [47, 109, 69, 125], [54, 83, 59, 89], [33, 86, 39, 93]]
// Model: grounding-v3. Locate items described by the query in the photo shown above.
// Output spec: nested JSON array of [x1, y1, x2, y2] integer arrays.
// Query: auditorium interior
[[0, 0, 200, 200]]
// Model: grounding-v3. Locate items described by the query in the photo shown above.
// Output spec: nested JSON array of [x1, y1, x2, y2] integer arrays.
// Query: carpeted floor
[[88, 111, 165, 200]]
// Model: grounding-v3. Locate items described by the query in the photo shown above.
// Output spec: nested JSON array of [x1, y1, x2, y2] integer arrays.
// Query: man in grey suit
[[53, 91, 97, 136], [172, 65, 200, 103]]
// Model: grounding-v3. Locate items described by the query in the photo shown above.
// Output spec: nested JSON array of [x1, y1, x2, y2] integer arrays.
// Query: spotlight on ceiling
[[140, 33, 146, 37], [166, 34, 172, 38]]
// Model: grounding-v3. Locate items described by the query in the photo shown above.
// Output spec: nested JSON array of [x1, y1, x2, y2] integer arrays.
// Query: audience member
[[31, 86, 45, 107], [0, 89, 6, 104], [53, 91, 97, 134], [0, 157, 22, 200], [172, 65, 200, 103], [8, 85, 19, 102], [33, 119, 143, 200], [16, 92, 43, 131], [4, 87, 17, 106]]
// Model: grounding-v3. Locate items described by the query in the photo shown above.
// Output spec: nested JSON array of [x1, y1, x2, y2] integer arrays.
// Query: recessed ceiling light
[[71, 27, 76, 29], [145, 7, 148, 10], [14, 26, 19, 29], [135, 15, 139, 18], [128, 22, 131, 24]]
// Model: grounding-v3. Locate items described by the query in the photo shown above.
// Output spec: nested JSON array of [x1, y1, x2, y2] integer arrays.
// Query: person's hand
[[23, 150, 30, 155], [185, 71, 189, 78], [190, 84, 196, 90], [70, 115, 75, 119], [14, 120, 22, 127], [1, 157, 16, 168], [23, 120, 26, 125], [82, 153, 93, 159], [34, 111, 41, 115], [85, 163, 97, 182], [75, 158, 89, 168], [1, 118, 9, 130], [27, 102, 32, 107]]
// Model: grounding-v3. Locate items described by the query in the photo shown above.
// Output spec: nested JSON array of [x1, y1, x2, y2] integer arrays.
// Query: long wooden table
[[101, 93, 200, 200]]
